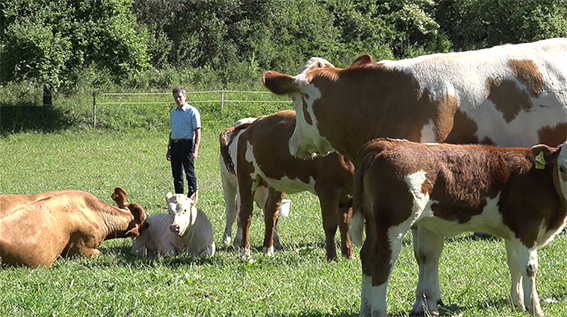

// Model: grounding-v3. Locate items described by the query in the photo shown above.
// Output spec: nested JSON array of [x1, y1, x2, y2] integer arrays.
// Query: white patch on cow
[[370, 283, 388, 317], [290, 59, 336, 157], [420, 119, 437, 143], [360, 274, 373, 316], [417, 193, 516, 239], [382, 39, 567, 148], [245, 141, 317, 194], [404, 171, 430, 216]]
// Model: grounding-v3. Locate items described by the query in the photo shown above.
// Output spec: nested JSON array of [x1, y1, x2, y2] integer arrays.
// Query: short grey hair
[[172, 86, 186, 97]]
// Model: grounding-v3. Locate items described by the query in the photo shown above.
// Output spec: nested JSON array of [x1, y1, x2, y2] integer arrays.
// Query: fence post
[[220, 90, 225, 111], [92, 92, 97, 127]]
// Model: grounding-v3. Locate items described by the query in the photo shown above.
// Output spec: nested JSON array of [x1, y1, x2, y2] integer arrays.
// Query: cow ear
[[166, 192, 173, 202], [125, 203, 147, 237], [190, 191, 198, 205], [351, 54, 373, 67], [262, 71, 299, 95], [531, 144, 554, 169]]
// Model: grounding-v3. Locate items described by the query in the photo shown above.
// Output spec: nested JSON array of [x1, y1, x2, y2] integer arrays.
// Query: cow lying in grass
[[351, 139, 567, 317], [220, 110, 354, 260], [130, 192, 215, 257], [0, 189, 148, 268]]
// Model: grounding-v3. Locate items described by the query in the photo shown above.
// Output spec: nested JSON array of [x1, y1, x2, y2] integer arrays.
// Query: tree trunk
[[43, 85, 52, 106]]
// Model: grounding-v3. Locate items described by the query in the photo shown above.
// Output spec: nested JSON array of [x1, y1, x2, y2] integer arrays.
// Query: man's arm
[[192, 128, 200, 162], [166, 131, 172, 161]]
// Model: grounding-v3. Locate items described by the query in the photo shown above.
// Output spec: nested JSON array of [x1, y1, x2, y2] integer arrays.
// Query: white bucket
[[278, 199, 291, 217]]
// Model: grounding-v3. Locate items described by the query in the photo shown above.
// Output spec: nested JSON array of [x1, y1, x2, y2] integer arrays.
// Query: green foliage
[[436, 0, 567, 51], [0, 0, 149, 90]]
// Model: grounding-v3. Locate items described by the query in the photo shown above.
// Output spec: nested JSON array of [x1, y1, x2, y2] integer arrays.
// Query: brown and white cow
[[219, 110, 354, 260], [263, 39, 567, 314], [220, 117, 295, 249], [0, 189, 148, 268], [352, 138, 567, 317]]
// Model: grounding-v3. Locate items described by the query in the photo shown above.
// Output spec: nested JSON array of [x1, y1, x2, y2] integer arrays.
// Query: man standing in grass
[[166, 86, 201, 197]]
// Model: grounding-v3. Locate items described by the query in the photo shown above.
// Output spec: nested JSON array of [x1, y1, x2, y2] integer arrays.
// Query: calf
[[131, 192, 215, 257], [220, 117, 287, 247], [0, 189, 148, 268], [220, 110, 354, 261], [351, 138, 567, 317]]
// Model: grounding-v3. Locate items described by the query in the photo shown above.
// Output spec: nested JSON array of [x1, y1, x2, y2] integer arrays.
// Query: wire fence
[[92, 90, 289, 127]]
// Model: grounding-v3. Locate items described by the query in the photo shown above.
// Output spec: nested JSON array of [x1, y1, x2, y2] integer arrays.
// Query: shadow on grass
[[0, 105, 73, 135]]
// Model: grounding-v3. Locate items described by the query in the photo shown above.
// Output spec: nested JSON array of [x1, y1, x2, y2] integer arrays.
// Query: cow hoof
[[409, 309, 439, 317], [240, 247, 251, 258], [223, 235, 231, 244], [263, 246, 275, 257]]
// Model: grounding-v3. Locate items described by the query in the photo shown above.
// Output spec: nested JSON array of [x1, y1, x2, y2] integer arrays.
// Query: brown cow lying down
[[351, 138, 567, 317], [130, 192, 215, 257], [0, 189, 148, 268]]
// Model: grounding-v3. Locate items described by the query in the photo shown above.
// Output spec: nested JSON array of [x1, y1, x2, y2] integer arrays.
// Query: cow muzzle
[[169, 224, 181, 234]]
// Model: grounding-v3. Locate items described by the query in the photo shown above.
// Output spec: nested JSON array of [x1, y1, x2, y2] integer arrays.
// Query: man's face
[[173, 92, 186, 108]]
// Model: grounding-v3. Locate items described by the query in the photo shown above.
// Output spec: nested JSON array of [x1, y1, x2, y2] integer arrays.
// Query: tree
[[0, 0, 149, 92]]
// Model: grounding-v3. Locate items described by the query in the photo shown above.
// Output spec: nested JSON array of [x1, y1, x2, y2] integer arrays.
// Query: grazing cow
[[220, 110, 354, 260], [352, 138, 567, 317], [220, 117, 286, 247], [263, 39, 567, 314], [131, 192, 215, 257], [0, 189, 148, 268]]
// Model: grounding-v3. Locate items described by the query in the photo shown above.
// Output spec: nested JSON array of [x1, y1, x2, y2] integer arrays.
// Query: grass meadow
[[1, 91, 566, 317]]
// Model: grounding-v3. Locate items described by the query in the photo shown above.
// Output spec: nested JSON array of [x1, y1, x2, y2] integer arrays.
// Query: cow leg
[[359, 230, 373, 317], [509, 239, 543, 317], [235, 176, 255, 257], [368, 223, 408, 317], [221, 175, 237, 244], [411, 227, 444, 317], [316, 185, 341, 261], [262, 188, 284, 256], [505, 239, 524, 310], [338, 196, 353, 259]]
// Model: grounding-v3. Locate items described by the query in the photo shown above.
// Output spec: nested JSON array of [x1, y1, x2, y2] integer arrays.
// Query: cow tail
[[350, 143, 376, 246], [219, 128, 236, 174], [219, 122, 254, 174]]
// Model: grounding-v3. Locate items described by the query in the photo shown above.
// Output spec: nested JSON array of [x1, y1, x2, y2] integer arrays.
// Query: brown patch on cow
[[301, 95, 313, 125], [538, 122, 567, 146], [309, 65, 444, 161], [486, 77, 533, 123], [434, 94, 459, 141], [508, 59, 544, 97], [444, 109, 480, 144], [429, 146, 508, 223]]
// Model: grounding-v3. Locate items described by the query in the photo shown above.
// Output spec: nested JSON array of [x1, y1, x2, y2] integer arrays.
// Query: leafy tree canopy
[[0, 0, 149, 90]]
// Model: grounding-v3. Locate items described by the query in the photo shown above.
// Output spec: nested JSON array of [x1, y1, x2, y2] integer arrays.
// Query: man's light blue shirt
[[170, 103, 201, 140]]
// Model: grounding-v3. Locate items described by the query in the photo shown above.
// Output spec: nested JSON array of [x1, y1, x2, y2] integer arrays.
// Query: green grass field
[[1, 96, 566, 317]]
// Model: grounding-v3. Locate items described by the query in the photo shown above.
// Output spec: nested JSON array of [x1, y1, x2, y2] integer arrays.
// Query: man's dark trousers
[[170, 139, 196, 197]]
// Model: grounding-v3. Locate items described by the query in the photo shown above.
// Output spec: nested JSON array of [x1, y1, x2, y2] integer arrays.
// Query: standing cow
[[352, 138, 567, 317], [220, 117, 288, 248], [219, 110, 354, 261], [0, 189, 148, 268], [262, 38, 567, 316]]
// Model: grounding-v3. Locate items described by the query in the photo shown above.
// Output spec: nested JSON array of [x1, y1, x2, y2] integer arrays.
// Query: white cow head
[[263, 57, 336, 158], [166, 191, 198, 236], [531, 142, 567, 200]]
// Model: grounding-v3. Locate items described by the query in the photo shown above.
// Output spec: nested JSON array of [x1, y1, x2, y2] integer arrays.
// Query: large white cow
[[262, 38, 567, 316]]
